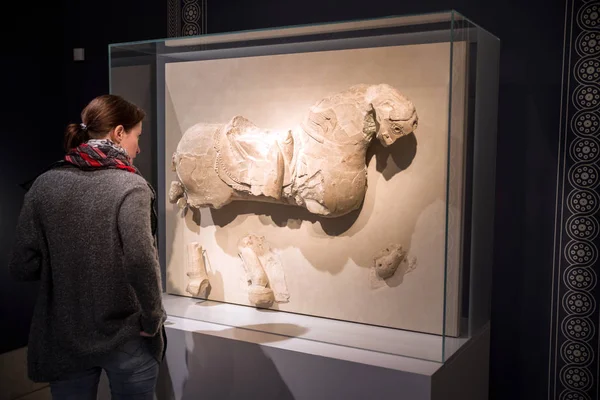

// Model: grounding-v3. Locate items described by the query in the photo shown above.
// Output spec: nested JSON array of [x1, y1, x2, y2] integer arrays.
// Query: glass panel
[[109, 11, 499, 364], [442, 12, 501, 361], [111, 12, 455, 51]]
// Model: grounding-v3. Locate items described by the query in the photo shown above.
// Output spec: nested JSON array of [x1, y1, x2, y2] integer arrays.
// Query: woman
[[9, 94, 166, 399]]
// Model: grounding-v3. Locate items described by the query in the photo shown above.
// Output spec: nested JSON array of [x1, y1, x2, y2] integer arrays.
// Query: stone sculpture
[[169, 84, 418, 218], [237, 234, 289, 308], [370, 244, 417, 286], [185, 242, 211, 298]]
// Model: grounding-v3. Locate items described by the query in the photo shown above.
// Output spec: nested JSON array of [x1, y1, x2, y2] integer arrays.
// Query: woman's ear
[[111, 125, 125, 143]]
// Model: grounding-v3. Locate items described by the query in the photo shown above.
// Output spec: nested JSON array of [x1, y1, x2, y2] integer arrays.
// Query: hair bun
[[64, 122, 90, 151]]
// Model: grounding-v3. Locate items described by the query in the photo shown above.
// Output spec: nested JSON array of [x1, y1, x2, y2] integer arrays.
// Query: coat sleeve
[[9, 191, 42, 281], [118, 184, 166, 336]]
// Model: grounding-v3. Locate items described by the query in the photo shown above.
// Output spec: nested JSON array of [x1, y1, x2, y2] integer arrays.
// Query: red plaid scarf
[[65, 141, 137, 174]]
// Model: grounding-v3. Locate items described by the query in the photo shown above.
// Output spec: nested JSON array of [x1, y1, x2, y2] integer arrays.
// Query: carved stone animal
[[169, 84, 418, 218]]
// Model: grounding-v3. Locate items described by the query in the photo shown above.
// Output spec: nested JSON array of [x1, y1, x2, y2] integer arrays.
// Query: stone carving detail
[[170, 84, 418, 218], [237, 234, 289, 308], [371, 244, 417, 285], [169, 181, 186, 208], [185, 242, 211, 298]]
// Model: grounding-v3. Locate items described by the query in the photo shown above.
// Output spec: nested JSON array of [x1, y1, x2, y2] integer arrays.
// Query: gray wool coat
[[9, 165, 166, 382]]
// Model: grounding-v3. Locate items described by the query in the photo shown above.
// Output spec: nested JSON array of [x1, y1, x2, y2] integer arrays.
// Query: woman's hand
[[140, 331, 153, 337]]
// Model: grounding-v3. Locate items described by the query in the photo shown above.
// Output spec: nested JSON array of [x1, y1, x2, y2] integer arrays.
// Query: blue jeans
[[50, 337, 159, 400]]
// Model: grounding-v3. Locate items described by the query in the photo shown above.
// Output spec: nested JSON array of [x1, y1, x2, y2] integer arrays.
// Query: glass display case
[[109, 10, 500, 363]]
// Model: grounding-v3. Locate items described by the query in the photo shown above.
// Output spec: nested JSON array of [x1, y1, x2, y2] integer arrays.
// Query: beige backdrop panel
[[164, 42, 464, 336]]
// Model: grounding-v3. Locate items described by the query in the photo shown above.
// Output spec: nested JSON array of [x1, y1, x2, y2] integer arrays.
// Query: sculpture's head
[[368, 84, 419, 147]]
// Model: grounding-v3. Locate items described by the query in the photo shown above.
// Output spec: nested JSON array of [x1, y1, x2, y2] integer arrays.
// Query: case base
[[160, 294, 469, 363]]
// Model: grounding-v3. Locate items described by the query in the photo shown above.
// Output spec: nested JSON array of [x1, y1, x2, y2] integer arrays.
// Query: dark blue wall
[[0, 3, 66, 355], [61, 0, 168, 122], [1, 0, 580, 399]]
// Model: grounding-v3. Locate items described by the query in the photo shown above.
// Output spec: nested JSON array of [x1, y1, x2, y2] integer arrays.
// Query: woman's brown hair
[[64, 95, 146, 151]]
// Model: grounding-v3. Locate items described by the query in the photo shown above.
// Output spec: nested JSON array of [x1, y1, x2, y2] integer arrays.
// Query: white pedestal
[[149, 295, 490, 400]]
